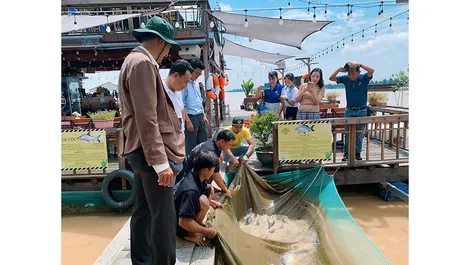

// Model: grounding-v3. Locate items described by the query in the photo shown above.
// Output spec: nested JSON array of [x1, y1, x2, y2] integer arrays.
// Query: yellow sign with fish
[[61, 129, 108, 170], [278, 121, 332, 162]]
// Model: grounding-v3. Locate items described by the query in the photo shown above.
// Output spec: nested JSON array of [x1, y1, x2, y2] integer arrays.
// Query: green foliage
[[96, 86, 111, 96], [248, 111, 280, 151], [241, 78, 255, 96], [88, 110, 116, 120], [391, 66, 409, 93], [368, 92, 388, 103], [326, 91, 341, 98]]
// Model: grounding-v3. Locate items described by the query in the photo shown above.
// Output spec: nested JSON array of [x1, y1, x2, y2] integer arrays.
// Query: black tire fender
[[101, 169, 134, 209]]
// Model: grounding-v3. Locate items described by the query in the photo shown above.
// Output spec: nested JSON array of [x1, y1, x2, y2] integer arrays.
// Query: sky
[[82, 0, 409, 91]]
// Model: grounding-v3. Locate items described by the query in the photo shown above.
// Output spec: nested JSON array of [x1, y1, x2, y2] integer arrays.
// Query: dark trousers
[[127, 148, 182, 265], [184, 113, 208, 156], [285, 106, 298, 120]]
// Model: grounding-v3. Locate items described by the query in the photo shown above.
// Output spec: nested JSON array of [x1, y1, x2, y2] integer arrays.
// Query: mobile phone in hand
[[343, 63, 350, 71]]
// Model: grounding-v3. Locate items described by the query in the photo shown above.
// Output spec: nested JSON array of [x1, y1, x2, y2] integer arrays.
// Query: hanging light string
[[209, 0, 405, 13], [281, 10, 406, 67], [309, 9, 408, 61]]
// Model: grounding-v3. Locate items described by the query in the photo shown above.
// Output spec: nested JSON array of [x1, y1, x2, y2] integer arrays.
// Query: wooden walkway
[[93, 217, 215, 265]]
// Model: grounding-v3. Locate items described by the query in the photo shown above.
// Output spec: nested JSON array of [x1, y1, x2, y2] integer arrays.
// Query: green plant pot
[[256, 151, 273, 167]]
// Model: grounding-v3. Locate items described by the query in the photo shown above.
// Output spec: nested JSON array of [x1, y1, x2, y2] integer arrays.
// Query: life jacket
[[206, 74, 218, 100], [219, 74, 225, 101]]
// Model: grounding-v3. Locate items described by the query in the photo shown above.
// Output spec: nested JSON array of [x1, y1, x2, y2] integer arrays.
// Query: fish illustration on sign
[[295, 124, 315, 134], [77, 131, 101, 142]]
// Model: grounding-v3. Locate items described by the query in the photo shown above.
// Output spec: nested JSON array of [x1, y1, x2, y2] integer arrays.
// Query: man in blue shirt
[[329, 62, 374, 161], [182, 58, 209, 156]]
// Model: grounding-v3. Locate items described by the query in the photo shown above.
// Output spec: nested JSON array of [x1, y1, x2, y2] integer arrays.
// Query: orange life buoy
[[207, 90, 217, 100], [212, 74, 220, 87], [219, 89, 225, 101], [219, 75, 225, 89]]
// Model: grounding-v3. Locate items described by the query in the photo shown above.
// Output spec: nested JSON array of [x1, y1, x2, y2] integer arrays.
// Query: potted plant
[[248, 111, 280, 166], [88, 110, 117, 128], [241, 78, 254, 97], [326, 91, 341, 103], [368, 92, 388, 107]]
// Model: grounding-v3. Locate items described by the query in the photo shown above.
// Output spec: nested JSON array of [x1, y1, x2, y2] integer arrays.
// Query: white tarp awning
[[61, 14, 142, 33], [223, 38, 294, 65], [211, 11, 333, 49]]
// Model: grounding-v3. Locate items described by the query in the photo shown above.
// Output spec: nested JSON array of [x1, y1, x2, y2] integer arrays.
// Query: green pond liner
[[62, 190, 132, 207], [211, 164, 392, 265]]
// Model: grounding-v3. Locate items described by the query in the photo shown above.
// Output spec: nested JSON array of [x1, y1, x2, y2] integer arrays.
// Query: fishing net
[[207, 164, 391, 265]]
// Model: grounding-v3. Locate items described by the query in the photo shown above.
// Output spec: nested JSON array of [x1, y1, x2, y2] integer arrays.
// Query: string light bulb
[[175, 21, 180, 28], [362, 30, 365, 41], [244, 10, 249, 28], [73, 14, 78, 29], [374, 24, 378, 37], [210, 21, 215, 28], [324, 4, 328, 19], [407, 16, 409, 24], [379, 2, 384, 19], [389, 18, 392, 31], [105, 15, 111, 33], [307, 1, 311, 15], [279, 8, 283, 25], [288, 0, 291, 8], [312, 7, 317, 23], [349, 5, 353, 18], [141, 21, 145, 28]]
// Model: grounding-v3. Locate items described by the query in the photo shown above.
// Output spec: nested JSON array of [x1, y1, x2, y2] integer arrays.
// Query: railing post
[[333, 132, 337, 163], [396, 122, 400, 159], [348, 123, 356, 166], [366, 123, 370, 161], [272, 123, 279, 174], [403, 121, 408, 149]]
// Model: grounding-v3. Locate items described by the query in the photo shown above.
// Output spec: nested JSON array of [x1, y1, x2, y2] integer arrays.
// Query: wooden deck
[[93, 217, 215, 265]]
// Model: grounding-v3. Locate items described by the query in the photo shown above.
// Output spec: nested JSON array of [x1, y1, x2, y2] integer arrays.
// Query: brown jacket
[[118, 47, 185, 166]]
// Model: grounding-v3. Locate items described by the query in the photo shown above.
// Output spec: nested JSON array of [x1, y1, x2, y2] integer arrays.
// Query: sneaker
[[342, 154, 348, 161]]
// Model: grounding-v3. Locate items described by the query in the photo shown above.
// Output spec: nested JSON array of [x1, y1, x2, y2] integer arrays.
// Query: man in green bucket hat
[[118, 16, 184, 265]]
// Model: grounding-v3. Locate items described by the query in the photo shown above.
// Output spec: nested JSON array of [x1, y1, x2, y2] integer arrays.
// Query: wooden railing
[[272, 114, 409, 172]]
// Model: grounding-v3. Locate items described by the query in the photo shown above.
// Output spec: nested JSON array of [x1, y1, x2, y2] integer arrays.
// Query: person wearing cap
[[118, 16, 184, 265], [329, 62, 374, 161], [223, 117, 255, 170]]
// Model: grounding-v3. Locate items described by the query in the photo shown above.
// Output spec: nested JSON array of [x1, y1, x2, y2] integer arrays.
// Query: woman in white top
[[280, 73, 299, 120]]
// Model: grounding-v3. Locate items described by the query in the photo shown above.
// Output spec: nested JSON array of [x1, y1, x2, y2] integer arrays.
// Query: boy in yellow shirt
[[223, 117, 255, 176]]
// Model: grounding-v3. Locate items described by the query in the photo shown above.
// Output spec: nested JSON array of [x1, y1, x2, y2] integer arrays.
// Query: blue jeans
[[343, 108, 368, 156], [222, 145, 250, 162]]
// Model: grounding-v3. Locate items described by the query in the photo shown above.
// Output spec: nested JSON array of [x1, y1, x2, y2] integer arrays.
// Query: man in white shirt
[[163, 59, 194, 130]]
